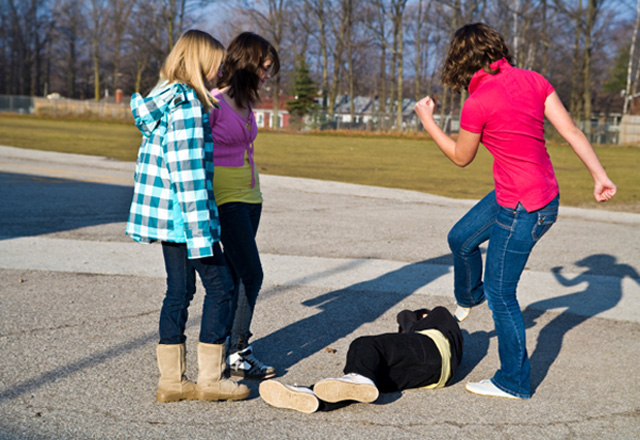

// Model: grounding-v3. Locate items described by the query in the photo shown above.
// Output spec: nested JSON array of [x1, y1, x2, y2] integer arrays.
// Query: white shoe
[[454, 303, 472, 322], [259, 380, 319, 413], [314, 373, 379, 403], [465, 380, 523, 400]]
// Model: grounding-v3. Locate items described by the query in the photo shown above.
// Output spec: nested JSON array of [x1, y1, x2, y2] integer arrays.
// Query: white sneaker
[[259, 380, 319, 413], [465, 380, 523, 400], [314, 373, 379, 403], [454, 303, 472, 322]]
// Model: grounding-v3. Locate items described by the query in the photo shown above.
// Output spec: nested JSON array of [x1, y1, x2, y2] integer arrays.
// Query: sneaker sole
[[259, 380, 319, 413], [465, 382, 523, 400], [314, 378, 379, 403]]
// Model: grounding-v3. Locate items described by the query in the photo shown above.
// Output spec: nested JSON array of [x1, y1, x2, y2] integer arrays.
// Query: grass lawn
[[1, 114, 638, 212]]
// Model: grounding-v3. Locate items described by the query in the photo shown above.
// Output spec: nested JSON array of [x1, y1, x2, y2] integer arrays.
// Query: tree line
[[1, 0, 638, 131]]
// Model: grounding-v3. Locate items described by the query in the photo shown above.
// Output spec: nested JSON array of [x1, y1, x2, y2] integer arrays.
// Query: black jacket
[[396, 306, 464, 384]]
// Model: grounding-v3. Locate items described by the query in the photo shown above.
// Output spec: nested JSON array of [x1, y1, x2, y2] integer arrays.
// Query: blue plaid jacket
[[126, 82, 220, 259]]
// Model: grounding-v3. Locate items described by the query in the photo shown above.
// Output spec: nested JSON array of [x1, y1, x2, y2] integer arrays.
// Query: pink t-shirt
[[460, 58, 559, 211]]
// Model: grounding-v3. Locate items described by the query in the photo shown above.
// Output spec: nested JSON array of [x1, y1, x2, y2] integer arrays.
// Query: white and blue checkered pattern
[[126, 82, 220, 259]]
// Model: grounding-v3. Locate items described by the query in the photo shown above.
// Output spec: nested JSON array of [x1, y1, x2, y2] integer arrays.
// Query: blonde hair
[[159, 29, 225, 112]]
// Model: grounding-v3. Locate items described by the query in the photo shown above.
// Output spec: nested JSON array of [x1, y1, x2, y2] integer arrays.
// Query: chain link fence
[[0, 95, 34, 114], [0, 95, 631, 145]]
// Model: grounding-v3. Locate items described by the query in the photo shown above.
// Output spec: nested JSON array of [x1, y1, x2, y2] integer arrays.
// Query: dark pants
[[343, 333, 443, 393], [159, 241, 235, 345], [218, 202, 264, 352]]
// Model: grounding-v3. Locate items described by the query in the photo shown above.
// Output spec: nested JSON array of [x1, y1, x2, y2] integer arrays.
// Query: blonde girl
[[126, 29, 249, 403]]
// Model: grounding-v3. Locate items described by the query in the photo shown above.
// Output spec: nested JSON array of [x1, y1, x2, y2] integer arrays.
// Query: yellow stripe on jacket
[[416, 329, 452, 389]]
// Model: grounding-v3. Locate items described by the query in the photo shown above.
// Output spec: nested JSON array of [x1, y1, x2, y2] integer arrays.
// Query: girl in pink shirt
[[414, 23, 616, 400], [210, 32, 280, 380]]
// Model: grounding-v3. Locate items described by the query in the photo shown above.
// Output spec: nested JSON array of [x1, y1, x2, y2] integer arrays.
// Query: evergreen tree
[[287, 57, 318, 117], [604, 47, 628, 94]]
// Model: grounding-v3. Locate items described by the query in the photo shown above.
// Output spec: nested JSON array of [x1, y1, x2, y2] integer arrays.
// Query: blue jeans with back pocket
[[447, 190, 559, 398], [159, 241, 235, 345]]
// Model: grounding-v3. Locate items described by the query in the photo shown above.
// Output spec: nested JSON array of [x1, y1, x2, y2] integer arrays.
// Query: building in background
[[253, 96, 291, 129]]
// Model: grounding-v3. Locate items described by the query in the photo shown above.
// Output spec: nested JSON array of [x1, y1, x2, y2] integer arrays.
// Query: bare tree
[[1, 0, 54, 95], [326, 0, 350, 120], [364, 0, 410, 130], [412, 0, 432, 101], [582, 0, 599, 139], [390, 0, 408, 130], [245, 0, 287, 128], [109, 0, 136, 92], [125, 0, 166, 94], [345, 0, 356, 126], [88, 0, 109, 100], [161, 0, 189, 50], [623, 0, 640, 114], [304, 0, 330, 110], [568, 1, 584, 119], [541, 0, 550, 75], [363, 1, 390, 129], [52, 0, 85, 98], [0, 0, 631, 138], [433, 0, 460, 131], [552, 0, 610, 136]]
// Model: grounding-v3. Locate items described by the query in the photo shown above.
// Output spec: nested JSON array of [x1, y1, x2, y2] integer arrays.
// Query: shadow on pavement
[[0, 171, 132, 239], [0, 330, 157, 403], [526, 254, 638, 392], [252, 255, 453, 376], [452, 253, 637, 393]]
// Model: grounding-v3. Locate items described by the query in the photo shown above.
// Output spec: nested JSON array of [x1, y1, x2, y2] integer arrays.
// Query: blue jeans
[[448, 191, 559, 398], [218, 202, 264, 353], [159, 241, 235, 345]]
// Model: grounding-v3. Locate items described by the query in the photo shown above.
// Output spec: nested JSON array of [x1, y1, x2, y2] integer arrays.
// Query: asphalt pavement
[[0, 145, 639, 440]]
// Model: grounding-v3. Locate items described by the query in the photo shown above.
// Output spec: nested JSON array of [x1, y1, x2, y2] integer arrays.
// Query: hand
[[414, 95, 437, 121], [593, 177, 617, 202]]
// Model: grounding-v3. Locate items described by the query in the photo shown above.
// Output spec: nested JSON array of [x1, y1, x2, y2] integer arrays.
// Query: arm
[[550, 266, 583, 287], [165, 94, 215, 259], [414, 96, 481, 167], [544, 92, 617, 202], [397, 309, 430, 333]]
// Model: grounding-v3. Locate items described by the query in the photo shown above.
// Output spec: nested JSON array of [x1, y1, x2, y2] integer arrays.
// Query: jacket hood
[[130, 82, 190, 136]]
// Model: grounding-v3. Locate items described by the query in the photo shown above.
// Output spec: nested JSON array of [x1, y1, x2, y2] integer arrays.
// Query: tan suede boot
[[196, 342, 250, 401], [156, 343, 197, 403]]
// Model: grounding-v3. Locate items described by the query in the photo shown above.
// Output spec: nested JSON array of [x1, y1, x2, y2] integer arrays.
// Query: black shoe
[[227, 345, 276, 380]]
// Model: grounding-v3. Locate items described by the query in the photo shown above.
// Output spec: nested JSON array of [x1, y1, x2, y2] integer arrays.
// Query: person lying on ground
[[259, 306, 463, 413]]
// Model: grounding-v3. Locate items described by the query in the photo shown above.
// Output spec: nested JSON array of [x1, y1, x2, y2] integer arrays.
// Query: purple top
[[209, 88, 259, 187]]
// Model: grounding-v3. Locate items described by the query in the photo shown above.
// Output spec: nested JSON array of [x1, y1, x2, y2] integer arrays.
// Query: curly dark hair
[[217, 32, 280, 108], [441, 23, 514, 92]]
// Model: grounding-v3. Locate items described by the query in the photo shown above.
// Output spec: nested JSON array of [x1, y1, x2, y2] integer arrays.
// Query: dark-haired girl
[[209, 32, 280, 380], [414, 23, 616, 399]]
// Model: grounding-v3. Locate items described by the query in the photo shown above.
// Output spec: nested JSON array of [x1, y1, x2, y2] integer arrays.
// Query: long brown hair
[[441, 23, 514, 92], [217, 32, 280, 108], [159, 29, 225, 112]]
